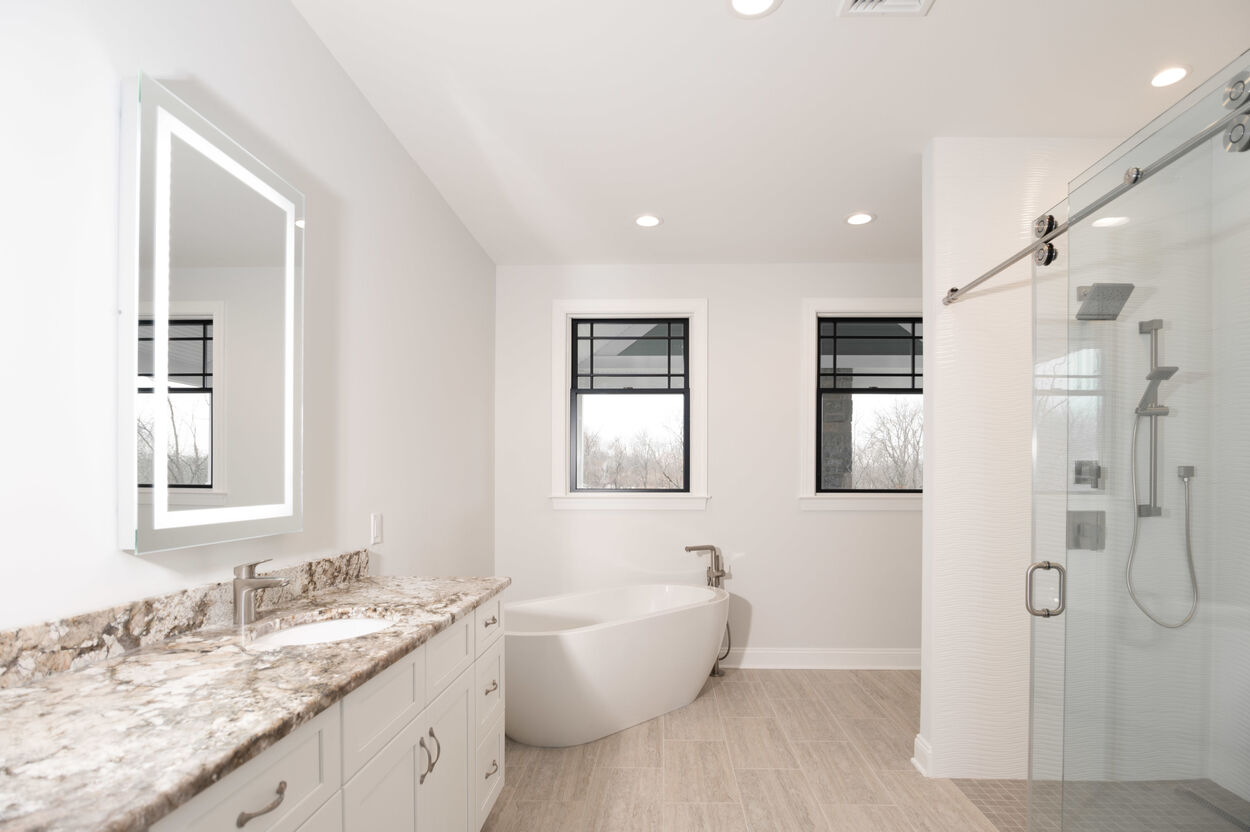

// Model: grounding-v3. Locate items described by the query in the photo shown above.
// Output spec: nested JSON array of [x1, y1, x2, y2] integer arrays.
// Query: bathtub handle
[[428, 727, 442, 771], [418, 737, 432, 785], [483, 615, 499, 629], [484, 680, 499, 696], [484, 759, 499, 780]]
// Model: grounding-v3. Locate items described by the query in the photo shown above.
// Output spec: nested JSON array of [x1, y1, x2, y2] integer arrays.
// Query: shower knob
[[1225, 115, 1250, 153]]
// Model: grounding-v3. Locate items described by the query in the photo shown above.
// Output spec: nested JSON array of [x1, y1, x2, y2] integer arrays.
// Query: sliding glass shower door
[[1030, 51, 1250, 832]]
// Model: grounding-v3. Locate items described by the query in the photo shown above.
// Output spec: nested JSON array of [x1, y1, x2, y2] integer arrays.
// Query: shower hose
[[1125, 413, 1199, 628]]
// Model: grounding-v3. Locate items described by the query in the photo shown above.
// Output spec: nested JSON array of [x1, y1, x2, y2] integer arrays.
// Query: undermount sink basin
[[247, 618, 393, 649]]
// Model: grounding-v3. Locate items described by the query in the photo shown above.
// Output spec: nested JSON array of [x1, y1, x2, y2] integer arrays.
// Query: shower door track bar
[[943, 96, 1250, 306]]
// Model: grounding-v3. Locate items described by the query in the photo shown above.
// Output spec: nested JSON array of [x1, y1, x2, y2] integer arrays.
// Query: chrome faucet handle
[[233, 559, 274, 580]]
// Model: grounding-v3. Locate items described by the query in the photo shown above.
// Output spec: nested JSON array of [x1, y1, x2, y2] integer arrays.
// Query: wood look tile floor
[[487, 669, 1005, 832]]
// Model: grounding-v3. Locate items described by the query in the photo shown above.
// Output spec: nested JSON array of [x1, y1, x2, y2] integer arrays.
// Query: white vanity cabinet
[[152, 601, 504, 832]]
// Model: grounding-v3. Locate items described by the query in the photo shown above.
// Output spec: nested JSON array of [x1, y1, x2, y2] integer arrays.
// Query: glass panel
[[833, 338, 913, 374], [671, 375, 685, 389], [594, 322, 667, 338], [576, 377, 590, 389], [575, 393, 684, 489], [169, 375, 204, 390], [576, 339, 591, 373], [1030, 199, 1069, 832], [169, 339, 204, 375], [1031, 52, 1250, 832], [835, 320, 913, 338], [823, 375, 914, 389], [576, 322, 591, 337], [671, 338, 685, 374], [138, 340, 153, 376], [169, 323, 206, 338], [819, 392, 922, 490], [593, 376, 669, 389], [592, 338, 670, 374], [136, 391, 212, 487], [819, 321, 836, 337], [671, 322, 685, 337]]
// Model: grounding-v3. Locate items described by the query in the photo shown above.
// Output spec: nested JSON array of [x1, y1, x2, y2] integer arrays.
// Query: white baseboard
[[911, 733, 933, 775], [721, 647, 920, 670]]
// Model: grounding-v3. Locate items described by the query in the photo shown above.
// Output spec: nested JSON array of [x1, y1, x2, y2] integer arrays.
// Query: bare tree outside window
[[851, 396, 923, 489]]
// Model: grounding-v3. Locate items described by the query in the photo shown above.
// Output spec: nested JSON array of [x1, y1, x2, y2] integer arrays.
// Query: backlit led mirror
[[119, 75, 303, 554]]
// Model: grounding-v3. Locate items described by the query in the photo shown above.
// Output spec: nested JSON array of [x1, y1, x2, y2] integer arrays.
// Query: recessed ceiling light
[[294, 218, 306, 229], [635, 214, 663, 228], [1151, 66, 1188, 88], [730, 0, 782, 18], [846, 212, 875, 226], [1092, 216, 1129, 228]]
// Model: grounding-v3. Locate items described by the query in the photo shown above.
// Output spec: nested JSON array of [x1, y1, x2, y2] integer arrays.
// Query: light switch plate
[[370, 513, 383, 545]]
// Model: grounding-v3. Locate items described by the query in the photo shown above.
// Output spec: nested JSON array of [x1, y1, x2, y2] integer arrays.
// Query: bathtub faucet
[[684, 545, 725, 589], [685, 544, 727, 678]]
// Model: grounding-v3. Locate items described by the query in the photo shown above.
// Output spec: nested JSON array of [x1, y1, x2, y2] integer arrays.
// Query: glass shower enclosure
[[1030, 52, 1250, 832]]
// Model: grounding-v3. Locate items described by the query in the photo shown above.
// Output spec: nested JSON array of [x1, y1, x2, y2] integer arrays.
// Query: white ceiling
[[292, 0, 1250, 265]]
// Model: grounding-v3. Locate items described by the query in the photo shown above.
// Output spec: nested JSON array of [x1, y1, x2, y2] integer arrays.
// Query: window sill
[[551, 494, 710, 511], [799, 494, 922, 512]]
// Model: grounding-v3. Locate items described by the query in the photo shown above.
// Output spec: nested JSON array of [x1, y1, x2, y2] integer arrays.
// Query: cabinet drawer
[[475, 638, 504, 737], [342, 646, 426, 780], [426, 616, 473, 703], [475, 717, 505, 829], [296, 793, 342, 832], [153, 706, 342, 832], [474, 597, 503, 657]]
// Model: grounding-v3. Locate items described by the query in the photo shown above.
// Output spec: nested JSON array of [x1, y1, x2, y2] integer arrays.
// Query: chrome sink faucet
[[684, 544, 725, 589], [233, 559, 289, 626]]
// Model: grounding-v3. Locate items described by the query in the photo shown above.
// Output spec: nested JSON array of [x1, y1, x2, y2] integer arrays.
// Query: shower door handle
[[1025, 561, 1066, 617]]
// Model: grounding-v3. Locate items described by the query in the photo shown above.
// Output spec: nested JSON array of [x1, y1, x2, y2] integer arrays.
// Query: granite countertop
[[0, 575, 510, 832]]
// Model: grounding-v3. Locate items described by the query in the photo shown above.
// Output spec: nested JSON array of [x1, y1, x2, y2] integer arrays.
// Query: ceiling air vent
[[838, 0, 935, 16]]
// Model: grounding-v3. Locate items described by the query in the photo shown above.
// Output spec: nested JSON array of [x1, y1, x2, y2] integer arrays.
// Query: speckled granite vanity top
[[0, 574, 510, 831]]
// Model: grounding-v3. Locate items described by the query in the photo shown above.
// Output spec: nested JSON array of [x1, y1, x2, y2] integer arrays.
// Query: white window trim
[[799, 297, 922, 512], [137, 301, 229, 507], [551, 298, 709, 510]]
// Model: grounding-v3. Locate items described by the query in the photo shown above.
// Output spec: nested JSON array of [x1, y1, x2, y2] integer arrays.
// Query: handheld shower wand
[[1125, 320, 1198, 628]]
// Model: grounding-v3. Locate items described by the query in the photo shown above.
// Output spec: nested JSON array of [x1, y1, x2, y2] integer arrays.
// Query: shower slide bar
[[943, 78, 1250, 306]]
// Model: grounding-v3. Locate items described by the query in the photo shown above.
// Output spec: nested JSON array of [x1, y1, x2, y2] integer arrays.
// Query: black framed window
[[817, 317, 922, 492], [571, 319, 689, 491], [137, 319, 214, 488]]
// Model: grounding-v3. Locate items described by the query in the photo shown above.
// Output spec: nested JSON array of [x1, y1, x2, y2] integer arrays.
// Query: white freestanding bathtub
[[505, 584, 729, 747]]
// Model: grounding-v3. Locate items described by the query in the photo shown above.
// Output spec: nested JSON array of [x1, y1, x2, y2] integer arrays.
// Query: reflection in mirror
[[122, 75, 303, 554]]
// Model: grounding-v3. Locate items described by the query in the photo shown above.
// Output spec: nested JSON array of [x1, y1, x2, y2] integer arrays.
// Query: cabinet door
[[417, 668, 473, 832], [342, 718, 422, 832]]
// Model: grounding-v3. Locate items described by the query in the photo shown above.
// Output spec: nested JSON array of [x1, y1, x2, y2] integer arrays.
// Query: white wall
[[0, 0, 495, 630], [495, 263, 923, 667], [919, 137, 1113, 778]]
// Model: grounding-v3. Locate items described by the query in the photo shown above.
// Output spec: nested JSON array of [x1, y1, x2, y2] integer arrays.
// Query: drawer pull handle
[[419, 737, 433, 784], [236, 780, 286, 828], [428, 727, 442, 771], [483, 615, 498, 628], [484, 759, 499, 780], [484, 680, 499, 696]]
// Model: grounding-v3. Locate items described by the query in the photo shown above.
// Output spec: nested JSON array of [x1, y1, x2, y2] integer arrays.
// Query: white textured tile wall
[[920, 137, 1114, 778]]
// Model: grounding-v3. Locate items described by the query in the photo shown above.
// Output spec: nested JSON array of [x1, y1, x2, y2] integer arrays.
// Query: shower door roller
[[1025, 561, 1066, 617]]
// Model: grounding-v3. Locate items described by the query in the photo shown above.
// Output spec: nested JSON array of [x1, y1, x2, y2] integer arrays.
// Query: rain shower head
[[1075, 283, 1136, 320]]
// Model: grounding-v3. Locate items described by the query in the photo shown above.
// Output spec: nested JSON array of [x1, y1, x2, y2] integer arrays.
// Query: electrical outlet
[[370, 513, 383, 545]]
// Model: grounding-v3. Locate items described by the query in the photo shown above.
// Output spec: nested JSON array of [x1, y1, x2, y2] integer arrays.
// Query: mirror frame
[[118, 75, 304, 554]]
